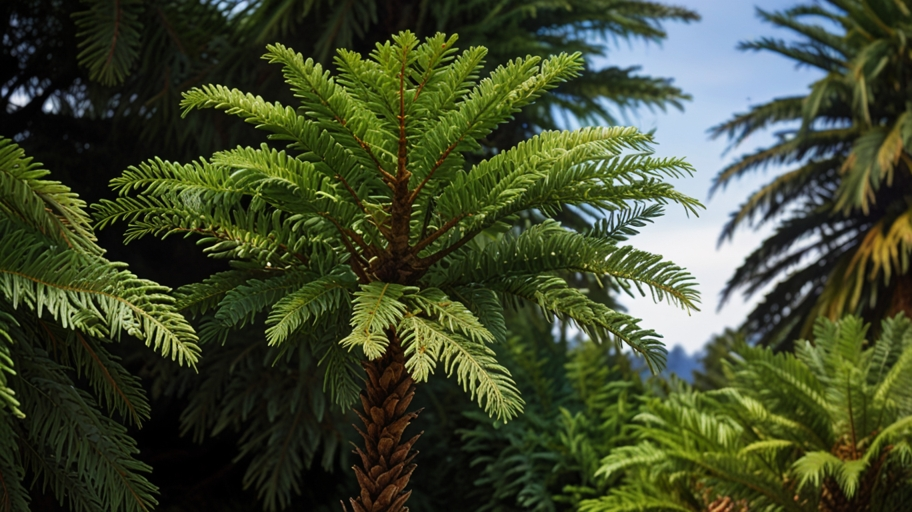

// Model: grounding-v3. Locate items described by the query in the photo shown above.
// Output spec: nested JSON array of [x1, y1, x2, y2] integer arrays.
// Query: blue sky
[[601, 0, 828, 353]]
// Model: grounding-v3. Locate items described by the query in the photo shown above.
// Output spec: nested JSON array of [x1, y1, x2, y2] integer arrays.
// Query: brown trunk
[[817, 445, 889, 512], [888, 273, 912, 318], [819, 479, 851, 512], [347, 332, 421, 512]]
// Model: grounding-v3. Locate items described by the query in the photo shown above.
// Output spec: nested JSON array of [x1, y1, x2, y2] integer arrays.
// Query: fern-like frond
[[447, 285, 507, 345], [402, 287, 494, 343], [72, 0, 144, 85], [0, 221, 199, 366], [313, 331, 363, 409], [0, 412, 29, 511], [64, 330, 151, 427], [398, 315, 522, 421], [410, 52, 585, 182], [432, 221, 699, 313], [339, 282, 414, 359], [489, 273, 668, 372], [14, 343, 158, 512], [214, 269, 318, 329], [584, 203, 664, 243], [265, 43, 399, 176], [435, 127, 700, 230], [174, 269, 271, 318], [265, 267, 357, 345], [179, 85, 381, 196], [0, 138, 97, 254], [793, 451, 866, 498], [0, 310, 23, 418]]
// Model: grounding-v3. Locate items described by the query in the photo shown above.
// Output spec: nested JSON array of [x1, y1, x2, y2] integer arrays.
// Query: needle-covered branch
[[100, 31, 701, 512]]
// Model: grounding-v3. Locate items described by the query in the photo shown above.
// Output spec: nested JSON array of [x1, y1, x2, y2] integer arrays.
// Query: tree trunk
[[347, 331, 421, 512], [889, 273, 912, 319]]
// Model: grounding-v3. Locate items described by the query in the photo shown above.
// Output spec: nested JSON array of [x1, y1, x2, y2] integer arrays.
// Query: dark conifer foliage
[[0, 137, 198, 511], [587, 314, 912, 511]]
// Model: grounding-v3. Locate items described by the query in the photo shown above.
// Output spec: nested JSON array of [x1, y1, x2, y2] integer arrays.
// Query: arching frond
[[0, 411, 29, 511], [339, 282, 414, 359], [431, 221, 700, 313], [265, 268, 358, 346], [588, 314, 912, 511], [398, 315, 522, 422], [214, 269, 318, 328], [14, 342, 158, 512], [0, 222, 199, 367], [174, 269, 272, 318], [0, 310, 22, 418], [0, 138, 97, 254], [72, 0, 144, 85]]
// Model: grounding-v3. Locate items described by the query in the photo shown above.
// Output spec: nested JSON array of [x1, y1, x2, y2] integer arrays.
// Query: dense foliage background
[[3, 0, 912, 511]]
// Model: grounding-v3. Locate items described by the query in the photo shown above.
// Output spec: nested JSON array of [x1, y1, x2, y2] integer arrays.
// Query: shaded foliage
[[0, 138, 196, 510], [714, 0, 912, 348], [585, 314, 912, 512]]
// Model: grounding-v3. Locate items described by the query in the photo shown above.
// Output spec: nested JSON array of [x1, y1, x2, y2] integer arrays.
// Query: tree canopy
[[97, 31, 701, 510], [713, 0, 912, 347]]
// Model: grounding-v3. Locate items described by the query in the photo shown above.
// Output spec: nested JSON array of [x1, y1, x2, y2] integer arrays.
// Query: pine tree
[[712, 1, 912, 348], [585, 314, 912, 512], [96, 32, 701, 511], [0, 137, 199, 510]]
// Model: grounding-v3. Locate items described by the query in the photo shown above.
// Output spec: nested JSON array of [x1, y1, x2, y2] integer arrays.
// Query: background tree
[[0, 137, 198, 510], [712, 0, 912, 348], [4, 0, 698, 174], [585, 314, 912, 512], [691, 328, 744, 391], [96, 32, 702, 511]]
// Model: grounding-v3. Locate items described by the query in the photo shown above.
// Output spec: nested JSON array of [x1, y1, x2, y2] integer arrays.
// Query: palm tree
[[0, 137, 198, 510], [96, 32, 701, 511], [711, 0, 912, 348], [585, 314, 912, 512]]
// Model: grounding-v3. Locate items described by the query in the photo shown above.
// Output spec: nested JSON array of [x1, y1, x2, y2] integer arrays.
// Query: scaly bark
[[347, 332, 421, 512], [889, 273, 912, 319]]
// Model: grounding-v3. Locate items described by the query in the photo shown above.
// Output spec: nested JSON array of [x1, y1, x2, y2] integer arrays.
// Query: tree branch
[[318, 213, 372, 283], [408, 137, 464, 204], [397, 44, 410, 183], [411, 214, 466, 255], [350, 133, 396, 184], [169, 227, 308, 264], [336, 174, 369, 214], [418, 223, 480, 268]]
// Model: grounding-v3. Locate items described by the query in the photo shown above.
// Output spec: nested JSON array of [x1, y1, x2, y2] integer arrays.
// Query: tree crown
[[96, 31, 702, 422]]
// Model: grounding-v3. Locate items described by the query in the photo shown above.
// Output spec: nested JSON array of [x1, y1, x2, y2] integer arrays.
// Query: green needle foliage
[[458, 333, 651, 512], [585, 314, 912, 512], [713, 0, 912, 348], [97, 32, 701, 509], [59, 0, 697, 153], [0, 137, 198, 511]]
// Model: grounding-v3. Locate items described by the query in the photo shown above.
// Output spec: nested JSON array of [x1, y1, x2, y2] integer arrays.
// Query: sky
[[602, 0, 828, 353]]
